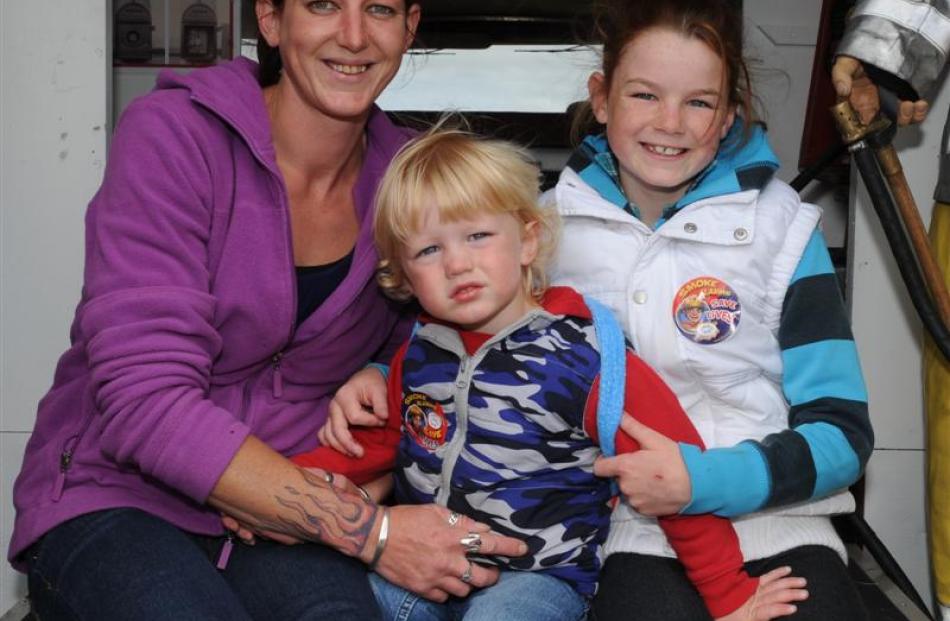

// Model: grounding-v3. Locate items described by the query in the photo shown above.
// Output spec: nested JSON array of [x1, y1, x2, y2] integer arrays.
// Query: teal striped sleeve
[[683, 230, 872, 517], [365, 362, 390, 380]]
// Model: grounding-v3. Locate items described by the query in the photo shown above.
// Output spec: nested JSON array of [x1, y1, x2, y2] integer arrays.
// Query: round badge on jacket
[[672, 276, 741, 344], [403, 392, 448, 451]]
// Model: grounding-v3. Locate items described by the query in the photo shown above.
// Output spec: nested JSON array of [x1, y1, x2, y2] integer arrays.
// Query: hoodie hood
[[155, 57, 275, 165], [677, 121, 779, 209], [152, 57, 411, 221], [568, 120, 779, 219]]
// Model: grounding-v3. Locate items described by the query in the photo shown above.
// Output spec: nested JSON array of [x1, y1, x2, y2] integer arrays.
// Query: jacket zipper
[[272, 351, 284, 398], [52, 434, 81, 501], [216, 532, 235, 570], [436, 355, 472, 506], [266, 157, 296, 402]]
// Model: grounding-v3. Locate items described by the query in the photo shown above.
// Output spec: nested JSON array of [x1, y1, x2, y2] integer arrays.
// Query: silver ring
[[459, 532, 482, 554], [324, 471, 335, 485], [447, 512, 462, 527], [460, 560, 473, 584], [356, 485, 371, 503]]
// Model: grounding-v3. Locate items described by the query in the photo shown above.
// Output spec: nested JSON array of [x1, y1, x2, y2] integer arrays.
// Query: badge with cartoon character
[[672, 276, 741, 344], [402, 392, 448, 451]]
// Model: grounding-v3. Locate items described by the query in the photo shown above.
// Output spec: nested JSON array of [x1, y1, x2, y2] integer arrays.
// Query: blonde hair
[[374, 122, 559, 302]]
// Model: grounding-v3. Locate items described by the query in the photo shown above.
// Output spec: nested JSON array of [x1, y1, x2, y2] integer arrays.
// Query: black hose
[[790, 140, 849, 192], [851, 144, 950, 362]]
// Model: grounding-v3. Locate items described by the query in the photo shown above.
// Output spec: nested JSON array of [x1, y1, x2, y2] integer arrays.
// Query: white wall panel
[[0, 0, 108, 613]]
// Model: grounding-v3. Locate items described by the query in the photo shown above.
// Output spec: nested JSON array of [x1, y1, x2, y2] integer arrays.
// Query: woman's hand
[[318, 366, 389, 458], [365, 505, 529, 602], [593, 416, 692, 516]]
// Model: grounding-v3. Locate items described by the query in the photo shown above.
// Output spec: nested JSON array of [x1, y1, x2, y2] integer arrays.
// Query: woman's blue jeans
[[25, 508, 382, 620], [369, 568, 587, 621]]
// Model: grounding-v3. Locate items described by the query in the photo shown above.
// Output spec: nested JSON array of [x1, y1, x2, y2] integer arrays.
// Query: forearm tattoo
[[267, 469, 378, 557]]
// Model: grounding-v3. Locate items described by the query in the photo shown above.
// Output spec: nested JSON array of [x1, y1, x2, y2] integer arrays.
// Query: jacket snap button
[[633, 290, 648, 304], [734, 227, 749, 241], [684, 222, 698, 234]]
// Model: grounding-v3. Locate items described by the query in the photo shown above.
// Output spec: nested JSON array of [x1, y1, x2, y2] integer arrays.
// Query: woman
[[8, 1, 525, 619]]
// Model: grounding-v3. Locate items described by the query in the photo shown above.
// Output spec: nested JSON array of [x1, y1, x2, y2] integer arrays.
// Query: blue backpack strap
[[585, 296, 626, 458]]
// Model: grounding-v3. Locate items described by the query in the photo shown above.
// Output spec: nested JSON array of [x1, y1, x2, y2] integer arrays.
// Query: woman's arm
[[211, 436, 526, 602]]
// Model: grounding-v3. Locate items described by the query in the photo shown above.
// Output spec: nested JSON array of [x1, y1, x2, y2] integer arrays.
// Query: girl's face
[[589, 26, 735, 214], [257, 0, 419, 121]]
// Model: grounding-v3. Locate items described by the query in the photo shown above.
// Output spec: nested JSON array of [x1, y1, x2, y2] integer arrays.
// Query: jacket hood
[[676, 121, 779, 209], [155, 57, 273, 159], [152, 57, 411, 214], [569, 120, 779, 216]]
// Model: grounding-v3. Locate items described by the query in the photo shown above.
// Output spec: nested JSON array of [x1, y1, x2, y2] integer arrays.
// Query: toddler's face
[[399, 207, 538, 334]]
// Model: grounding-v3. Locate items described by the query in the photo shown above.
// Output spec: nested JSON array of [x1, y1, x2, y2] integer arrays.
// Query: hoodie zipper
[[272, 351, 284, 398], [216, 532, 235, 570], [52, 434, 81, 501], [191, 95, 297, 403]]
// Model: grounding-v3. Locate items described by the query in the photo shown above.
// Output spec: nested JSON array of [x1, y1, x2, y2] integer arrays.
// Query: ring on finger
[[460, 559, 473, 584], [447, 511, 462, 527], [324, 471, 335, 485], [459, 532, 482, 554]]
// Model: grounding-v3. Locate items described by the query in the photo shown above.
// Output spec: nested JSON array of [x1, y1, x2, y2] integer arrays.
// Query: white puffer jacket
[[545, 166, 854, 562]]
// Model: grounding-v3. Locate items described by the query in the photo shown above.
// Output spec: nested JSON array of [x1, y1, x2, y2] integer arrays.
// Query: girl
[[546, 1, 873, 619], [302, 125, 808, 620]]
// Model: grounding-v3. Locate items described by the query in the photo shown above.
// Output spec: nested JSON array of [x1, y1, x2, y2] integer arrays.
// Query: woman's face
[[258, 0, 419, 121]]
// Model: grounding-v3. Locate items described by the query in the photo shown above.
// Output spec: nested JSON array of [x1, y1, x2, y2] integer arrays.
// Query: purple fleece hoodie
[[9, 57, 414, 567]]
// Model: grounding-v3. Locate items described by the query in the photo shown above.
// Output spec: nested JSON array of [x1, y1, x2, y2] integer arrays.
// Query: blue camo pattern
[[393, 313, 614, 597]]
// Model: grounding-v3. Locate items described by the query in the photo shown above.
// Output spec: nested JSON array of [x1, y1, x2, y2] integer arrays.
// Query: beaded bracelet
[[368, 507, 390, 570]]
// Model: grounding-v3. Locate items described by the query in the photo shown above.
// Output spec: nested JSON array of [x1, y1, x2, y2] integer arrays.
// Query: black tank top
[[294, 248, 354, 327]]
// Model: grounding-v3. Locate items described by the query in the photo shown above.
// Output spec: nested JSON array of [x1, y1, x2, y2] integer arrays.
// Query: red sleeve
[[583, 351, 704, 448], [587, 351, 757, 617], [290, 342, 408, 486]]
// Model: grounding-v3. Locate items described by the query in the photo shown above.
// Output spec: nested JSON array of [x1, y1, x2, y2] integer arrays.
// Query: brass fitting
[[830, 100, 891, 146]]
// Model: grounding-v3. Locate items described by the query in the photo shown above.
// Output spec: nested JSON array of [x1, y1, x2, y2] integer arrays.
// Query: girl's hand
[[715, 567, 808, 621], [318, 366, 389, 458], [593, 416, 692, 516]]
